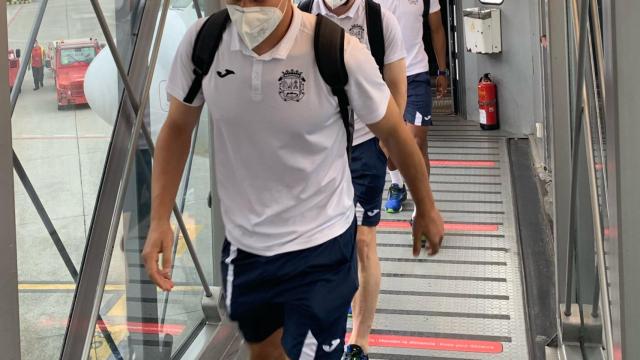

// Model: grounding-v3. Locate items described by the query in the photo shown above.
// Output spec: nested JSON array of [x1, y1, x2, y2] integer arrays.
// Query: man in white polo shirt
[[142, 0, 444, 358], [303, 0, 406, 358], [379, 0, 449, 216]]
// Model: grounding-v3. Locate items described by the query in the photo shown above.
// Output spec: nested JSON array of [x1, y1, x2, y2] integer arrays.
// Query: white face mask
[[325, 0, 348, 9], [227, 0, 287, 51]]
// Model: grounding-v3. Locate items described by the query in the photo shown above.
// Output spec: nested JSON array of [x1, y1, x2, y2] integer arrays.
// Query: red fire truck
[[8, 48, 20, 93], [48, 38, 101, 110]]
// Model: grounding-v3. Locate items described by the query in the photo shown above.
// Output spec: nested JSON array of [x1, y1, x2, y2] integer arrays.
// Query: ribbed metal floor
[[223, 118, 530, 360], [355, 117, 530, 360]]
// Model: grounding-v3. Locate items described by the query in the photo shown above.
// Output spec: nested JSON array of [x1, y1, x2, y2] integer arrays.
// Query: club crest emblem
[[408, 0, 418, 5], [349, 24, 366, 42], [278, 69, 306, 102]]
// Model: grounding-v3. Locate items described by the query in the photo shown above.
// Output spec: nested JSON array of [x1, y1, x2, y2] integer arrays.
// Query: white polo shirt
[[312, 0, 405, 146], [166, 8, 391, 256], [376, 0, 440, 76]]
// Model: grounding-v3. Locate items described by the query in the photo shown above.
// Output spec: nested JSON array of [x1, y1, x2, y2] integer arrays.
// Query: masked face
[[324, 0, 348, 9], [227, 0, 287, 51]]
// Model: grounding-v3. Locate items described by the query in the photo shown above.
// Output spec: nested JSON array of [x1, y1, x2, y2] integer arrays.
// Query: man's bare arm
[[383, 58, 407, 114], [142, 96, 202, 290], [429, 10, 449, 98], [367, 98, 444, 256]]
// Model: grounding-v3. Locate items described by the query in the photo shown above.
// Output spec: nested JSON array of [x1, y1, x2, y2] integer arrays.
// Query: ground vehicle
[[48, 38, 101, 110], [8, 48, 20, 92]]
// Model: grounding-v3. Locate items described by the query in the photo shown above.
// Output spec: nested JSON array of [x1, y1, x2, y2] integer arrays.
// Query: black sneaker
[[342, 344, 369, 360]]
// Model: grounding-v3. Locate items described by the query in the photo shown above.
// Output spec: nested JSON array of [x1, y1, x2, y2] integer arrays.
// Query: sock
[[389, 170, 404, 187]]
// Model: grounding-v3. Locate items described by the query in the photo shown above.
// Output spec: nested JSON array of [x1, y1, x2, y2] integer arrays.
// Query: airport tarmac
[[7, 1, 214, 359]]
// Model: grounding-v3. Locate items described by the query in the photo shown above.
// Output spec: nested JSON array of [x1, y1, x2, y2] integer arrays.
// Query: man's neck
[[253, 3, 293, 56], [325, 0, 356, 17]]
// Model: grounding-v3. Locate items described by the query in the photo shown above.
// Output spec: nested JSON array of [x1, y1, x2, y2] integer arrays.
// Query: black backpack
[[183, 9, 353, 162], [298, 0, 385, 75]]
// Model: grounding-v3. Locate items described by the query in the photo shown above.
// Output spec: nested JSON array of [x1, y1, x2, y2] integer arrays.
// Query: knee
[[248, 330, 287, 360], [249, 343, 286, 360]]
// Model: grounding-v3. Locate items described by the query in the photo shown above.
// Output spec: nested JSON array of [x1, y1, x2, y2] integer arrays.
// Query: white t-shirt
[[376, 0, 440, 76], [166, 8, 391, 256], [312, 0, 405, 146]]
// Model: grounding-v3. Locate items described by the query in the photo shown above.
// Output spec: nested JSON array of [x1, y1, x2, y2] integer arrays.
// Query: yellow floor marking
[[90, 295, 128, 360], [173, 214, 203, 257], [18, 283, 203, 292]]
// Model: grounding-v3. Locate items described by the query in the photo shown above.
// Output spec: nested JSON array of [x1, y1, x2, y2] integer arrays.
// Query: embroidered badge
[[349, 24, 366, 42], [278, 69, 306, 102]]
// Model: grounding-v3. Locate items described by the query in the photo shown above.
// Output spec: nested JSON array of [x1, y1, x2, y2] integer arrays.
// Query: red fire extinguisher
[[478, 73, 499, 130]]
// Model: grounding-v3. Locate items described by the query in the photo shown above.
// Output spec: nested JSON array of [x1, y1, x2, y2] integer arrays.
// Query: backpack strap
[[298, 0, 315, 13], [183, 9, 230, 104], [364, 0, 385, 75], [314, 15, 353, 162]]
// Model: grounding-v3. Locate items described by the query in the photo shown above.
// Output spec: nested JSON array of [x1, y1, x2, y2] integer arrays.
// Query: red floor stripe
[[378, 220, 499, 232], [124, 322, 185, 335], [430, 160, 497, 167], [346, 333, 503, 353], [40, 318, 185, 336]]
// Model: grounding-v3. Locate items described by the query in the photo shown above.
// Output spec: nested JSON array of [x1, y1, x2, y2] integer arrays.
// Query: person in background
[[380, 0, 449, 219], [29, 40, 46, 91], [302, 0, 407, 358]]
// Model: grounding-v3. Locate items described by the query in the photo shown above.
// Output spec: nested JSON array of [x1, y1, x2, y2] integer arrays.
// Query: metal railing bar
[[564, 0, 591, 317], [193, 0, 203, 18], [592, 271, 600, 318], [89, 0, 212, 298], [564, 0, 615, 355], [160, 119, 202, 326], [62, 1, 171, 357], [582, 10, 615, 354]]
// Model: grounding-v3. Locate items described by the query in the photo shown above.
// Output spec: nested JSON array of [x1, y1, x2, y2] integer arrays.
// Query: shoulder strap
[[183, 9, 230, 104], [298, 0, 315, 13], [365, 0, 385, 75], [314, 15, 353, 162]]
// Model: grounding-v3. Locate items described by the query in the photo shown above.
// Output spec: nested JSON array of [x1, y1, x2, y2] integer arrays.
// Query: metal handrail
[[564, 0, 615, 356], [61, 1, 173, 358], [88, 0, 213, 299], [585, 0, 616, 356], [564, 0, 591, 318]]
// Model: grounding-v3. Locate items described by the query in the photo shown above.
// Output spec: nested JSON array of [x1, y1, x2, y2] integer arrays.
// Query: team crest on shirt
[[349, 24, 366, 42], [278, 69, 306, 102], [408, 0, 418, 5]]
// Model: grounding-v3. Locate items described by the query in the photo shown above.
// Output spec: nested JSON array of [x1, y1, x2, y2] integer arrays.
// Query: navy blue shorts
[[351, 138, 387, 227], [220, 220, 358, 359], [404, 72, 433, 126]]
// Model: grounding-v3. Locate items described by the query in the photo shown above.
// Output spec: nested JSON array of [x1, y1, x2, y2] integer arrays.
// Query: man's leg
[[280, 221, 358, 360], [349, 225, 380, 352], [409, 125, 430, 176], [386, 72, 433, 215], [348, 138, 387, 355], [247, 329, 288, 360], [220, 241, 289, 359], [32, 67, 39, 90]]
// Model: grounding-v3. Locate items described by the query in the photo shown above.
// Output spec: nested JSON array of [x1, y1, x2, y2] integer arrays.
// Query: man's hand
[[142, 222, 175, 291], [436, 75, 448, 99], [412, 207, 445, 256]]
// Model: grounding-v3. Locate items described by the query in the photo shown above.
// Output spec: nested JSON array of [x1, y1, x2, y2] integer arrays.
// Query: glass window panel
[[89, 1, 212, 357], [8, 0, 142, 359]]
